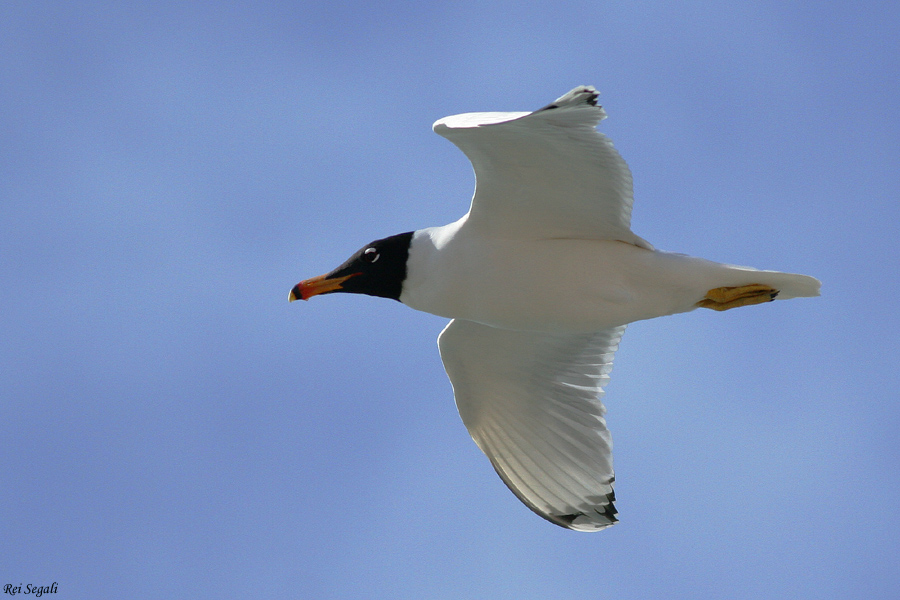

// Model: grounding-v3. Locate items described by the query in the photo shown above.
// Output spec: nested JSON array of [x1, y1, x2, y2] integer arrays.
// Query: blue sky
[[2, 2, 898, 598]]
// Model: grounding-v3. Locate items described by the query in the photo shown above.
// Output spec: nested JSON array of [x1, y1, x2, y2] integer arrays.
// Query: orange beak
[[289, 272, 360, 301]]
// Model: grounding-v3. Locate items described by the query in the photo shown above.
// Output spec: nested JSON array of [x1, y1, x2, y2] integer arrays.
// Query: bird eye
[[362, 247, 380, 263]]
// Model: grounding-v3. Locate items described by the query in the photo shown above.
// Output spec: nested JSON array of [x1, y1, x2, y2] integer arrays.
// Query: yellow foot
[[697, 284, 779, 311]]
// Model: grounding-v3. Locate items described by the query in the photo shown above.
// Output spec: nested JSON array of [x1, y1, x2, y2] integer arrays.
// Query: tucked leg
[[697, 284, 779, 311]]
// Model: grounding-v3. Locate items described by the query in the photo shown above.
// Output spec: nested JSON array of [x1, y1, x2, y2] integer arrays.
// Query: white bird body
[[403, 219, 818, 333], [292, 86, 820, 531]]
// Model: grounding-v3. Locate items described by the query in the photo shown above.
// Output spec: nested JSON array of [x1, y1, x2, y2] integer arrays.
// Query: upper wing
[[433, 86, 649, 246], [438, 318, 626, 532]]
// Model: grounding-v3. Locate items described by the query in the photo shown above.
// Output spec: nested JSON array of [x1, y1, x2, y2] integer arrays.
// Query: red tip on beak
[[289, 273, 359, 302]]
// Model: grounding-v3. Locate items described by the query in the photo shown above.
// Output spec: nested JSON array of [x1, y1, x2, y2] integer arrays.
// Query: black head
[[290, 232, 414, 302]]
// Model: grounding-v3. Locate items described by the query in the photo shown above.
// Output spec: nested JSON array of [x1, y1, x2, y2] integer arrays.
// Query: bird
[[289, 86, 820, 532]]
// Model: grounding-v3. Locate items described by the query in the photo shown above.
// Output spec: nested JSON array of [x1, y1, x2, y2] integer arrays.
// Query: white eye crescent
[[363, 247, 380, 263]]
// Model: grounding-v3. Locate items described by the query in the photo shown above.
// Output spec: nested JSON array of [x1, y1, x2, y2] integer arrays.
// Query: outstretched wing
[[437, 318, 627, 531], [433, 86, 649, 246]]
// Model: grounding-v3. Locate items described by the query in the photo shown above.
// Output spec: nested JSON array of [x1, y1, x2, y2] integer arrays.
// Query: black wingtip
[[552, 487, 618, 531], [580, 88, 600, 106], [487, 451, 617, 532], [534, 86, 600, 113]]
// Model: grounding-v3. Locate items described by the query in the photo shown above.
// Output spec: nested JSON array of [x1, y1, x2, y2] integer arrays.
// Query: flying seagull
[[290, 86, 820, 531]]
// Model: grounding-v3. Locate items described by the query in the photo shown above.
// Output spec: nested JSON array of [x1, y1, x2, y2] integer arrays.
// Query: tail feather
[[727, 267, 821, 300]]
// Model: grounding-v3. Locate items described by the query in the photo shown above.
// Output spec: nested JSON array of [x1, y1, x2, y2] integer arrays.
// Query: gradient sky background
[[3, 2, 899, 599]]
